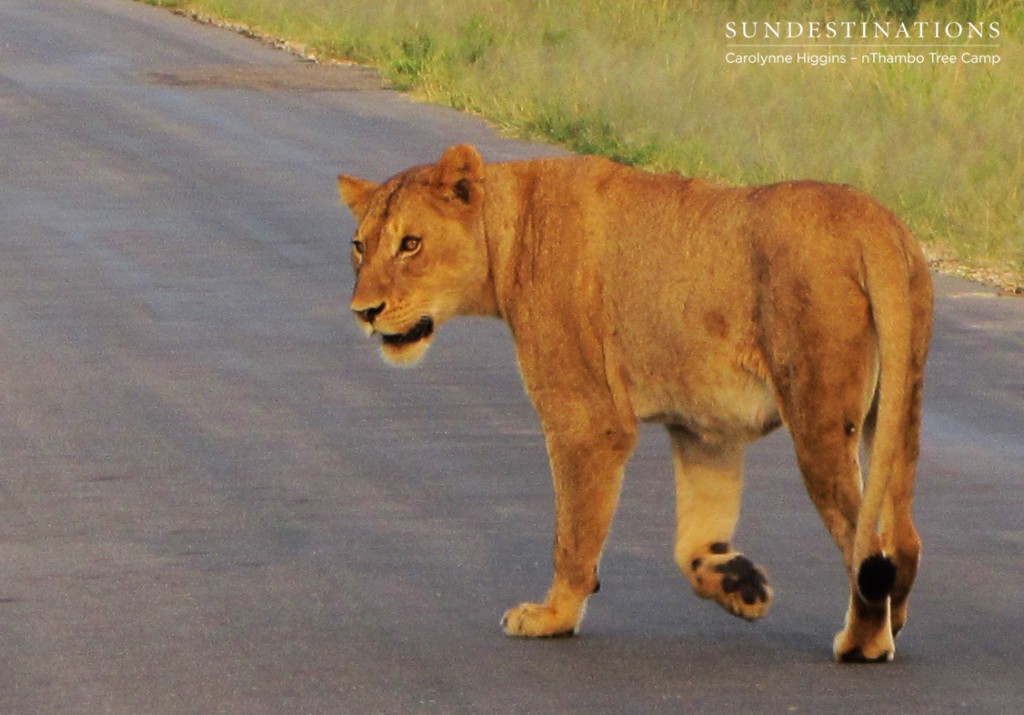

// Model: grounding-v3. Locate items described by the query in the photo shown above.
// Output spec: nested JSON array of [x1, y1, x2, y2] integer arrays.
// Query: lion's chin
[[379, 336, 433, 366], [378, 316, 435, 367]]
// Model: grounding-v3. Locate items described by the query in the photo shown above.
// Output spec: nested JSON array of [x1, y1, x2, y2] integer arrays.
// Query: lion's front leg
[[502, 414, 636, 637]]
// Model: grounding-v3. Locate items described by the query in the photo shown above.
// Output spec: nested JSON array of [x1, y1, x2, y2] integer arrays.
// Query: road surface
[[1, 1, 1022, 713]]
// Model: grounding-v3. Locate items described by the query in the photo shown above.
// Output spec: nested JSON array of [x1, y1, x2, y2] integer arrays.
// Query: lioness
[[338, 145, 932, 662]]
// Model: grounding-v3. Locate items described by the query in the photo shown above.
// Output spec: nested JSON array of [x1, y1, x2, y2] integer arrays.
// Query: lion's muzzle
[[353, 301, 385, 329], [381, 316, 435, 347]]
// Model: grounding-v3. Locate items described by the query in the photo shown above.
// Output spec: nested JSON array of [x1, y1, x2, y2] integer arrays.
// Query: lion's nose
[[354, 302, 385, 325]]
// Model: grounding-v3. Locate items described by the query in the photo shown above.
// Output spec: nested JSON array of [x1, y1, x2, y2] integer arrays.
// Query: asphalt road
[[1, 1, 1022, 713]]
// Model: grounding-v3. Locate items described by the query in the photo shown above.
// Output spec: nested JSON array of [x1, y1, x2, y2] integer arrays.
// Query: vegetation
[[141, 0, 1023, 286]]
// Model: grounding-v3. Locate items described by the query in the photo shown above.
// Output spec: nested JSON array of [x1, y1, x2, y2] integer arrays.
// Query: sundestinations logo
[[725, 20, 1001, 41], [723, 19, 1003, 67]]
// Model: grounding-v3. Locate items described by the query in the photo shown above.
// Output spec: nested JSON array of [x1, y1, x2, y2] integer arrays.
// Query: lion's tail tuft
[[856, 553, 898, 604]]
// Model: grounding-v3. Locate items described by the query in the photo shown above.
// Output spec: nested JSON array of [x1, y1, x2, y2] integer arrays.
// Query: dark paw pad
[[551, 629, 576, 638], [839, 647, 892, 664], [857, 554, 897, 603], [714, 556, 769, 607]]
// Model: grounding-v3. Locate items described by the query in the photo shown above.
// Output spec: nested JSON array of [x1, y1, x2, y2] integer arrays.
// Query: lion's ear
[[431, 144, 484, 205], [337, 175, 378, 222]]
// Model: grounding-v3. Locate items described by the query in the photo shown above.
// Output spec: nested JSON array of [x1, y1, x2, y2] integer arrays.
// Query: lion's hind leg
[[758, 262, 902, 660], [669, 427, 772, 621], [853, 402, 920, 642], [778, 358, 901, 659], [787, 412, 897, 662]]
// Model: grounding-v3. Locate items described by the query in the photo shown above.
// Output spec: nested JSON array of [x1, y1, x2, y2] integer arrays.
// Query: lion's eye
[[399, 235, 422, 254], [352, 239, 365, 256]]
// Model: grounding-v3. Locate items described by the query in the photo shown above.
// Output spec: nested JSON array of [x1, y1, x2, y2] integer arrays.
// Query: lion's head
[[337, 145, 491, 366]]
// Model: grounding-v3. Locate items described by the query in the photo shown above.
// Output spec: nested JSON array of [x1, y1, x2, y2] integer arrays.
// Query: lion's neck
[[478, 161, 547, 324]]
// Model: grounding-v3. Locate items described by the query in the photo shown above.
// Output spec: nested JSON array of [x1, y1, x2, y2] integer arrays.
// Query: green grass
[[141, 0, 1023, 286]]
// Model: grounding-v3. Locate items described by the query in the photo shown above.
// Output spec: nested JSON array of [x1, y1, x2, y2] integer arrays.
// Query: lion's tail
[[852, 232, 916, 604]]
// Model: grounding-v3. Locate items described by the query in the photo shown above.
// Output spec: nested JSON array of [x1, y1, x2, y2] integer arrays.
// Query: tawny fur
[[338, 145, 933, 662]]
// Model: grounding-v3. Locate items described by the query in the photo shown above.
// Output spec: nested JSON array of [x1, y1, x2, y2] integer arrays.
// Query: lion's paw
[[501, 602, 579, 638], [690, 552, 773, 621], [833, 626, 895, 663], [832, 598, 896, 663]]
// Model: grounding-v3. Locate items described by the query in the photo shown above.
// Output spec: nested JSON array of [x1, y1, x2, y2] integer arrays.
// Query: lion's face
[[338, 146, 490, 366]]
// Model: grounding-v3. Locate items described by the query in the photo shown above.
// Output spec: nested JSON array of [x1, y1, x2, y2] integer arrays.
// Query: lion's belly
[[617, 341, 781, 445], [632, 381, 779, 444]]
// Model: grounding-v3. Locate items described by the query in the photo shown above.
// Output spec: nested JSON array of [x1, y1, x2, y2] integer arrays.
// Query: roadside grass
[[141, 0, 1023, 286]]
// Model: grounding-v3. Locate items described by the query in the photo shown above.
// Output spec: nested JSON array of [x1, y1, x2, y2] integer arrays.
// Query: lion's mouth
[[380, 316, 435, 346]]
